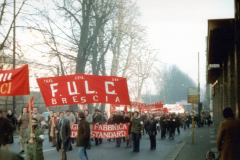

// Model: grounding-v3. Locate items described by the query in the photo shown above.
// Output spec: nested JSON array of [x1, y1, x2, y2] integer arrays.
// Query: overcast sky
[[136, 0, 234, 89]]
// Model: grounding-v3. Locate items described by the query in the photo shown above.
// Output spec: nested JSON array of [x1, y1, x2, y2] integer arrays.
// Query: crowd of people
[[0, 107, 213, 160]]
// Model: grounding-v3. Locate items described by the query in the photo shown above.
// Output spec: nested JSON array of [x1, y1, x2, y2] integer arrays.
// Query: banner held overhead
[[37, 74, 130, 107]]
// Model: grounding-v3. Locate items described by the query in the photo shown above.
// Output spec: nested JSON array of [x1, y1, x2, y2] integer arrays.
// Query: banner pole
[[28, 94, 33, 142]]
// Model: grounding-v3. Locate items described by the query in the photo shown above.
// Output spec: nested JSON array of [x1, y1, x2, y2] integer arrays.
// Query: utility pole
[[12, 0, 16, 114], [198, 52, 201, 127]]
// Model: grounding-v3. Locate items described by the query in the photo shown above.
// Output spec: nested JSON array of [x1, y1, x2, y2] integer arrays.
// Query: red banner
[[71, 123, 129, 138], [36, 74, 130, 107], [0, 65, 29, 96], [26, 96, 34, 114], [130, 101, 164, 110]]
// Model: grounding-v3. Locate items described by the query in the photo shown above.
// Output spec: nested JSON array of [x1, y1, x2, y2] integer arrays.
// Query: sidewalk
[[166, 125, 219, 160]]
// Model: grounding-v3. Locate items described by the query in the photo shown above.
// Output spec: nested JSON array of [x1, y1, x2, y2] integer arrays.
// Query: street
[[8, 127, 191, 160]]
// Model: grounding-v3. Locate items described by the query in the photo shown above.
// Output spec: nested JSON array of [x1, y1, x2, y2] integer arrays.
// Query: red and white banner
[[36, 74, 130, 107], [0, 65, 29, 96], [130, 101, 164, 110], [26, 96, 34, 114], [164, 104, 184, 113], [71, 123, 129, 138]]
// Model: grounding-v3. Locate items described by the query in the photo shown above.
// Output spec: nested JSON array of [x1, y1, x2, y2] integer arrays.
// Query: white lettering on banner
[[52, 98, 57, 104], [71, 131, 78, 138], [50, 83, 58, 97], [44, 79, 53, 83], [93, 95, 98, 101], [62, 98, 67, 104], [67, 82, 79, 95], [81, 96, 86, 103], [73, 96, 79, 102], [106, 96, 108, 102], [115, 97, 120, 102], [0, 73, 12, 82], [105, 82, 116, 95], [85, 81, 95, 94], [71, 124, 78, 130], [75, 76, 84, 80]]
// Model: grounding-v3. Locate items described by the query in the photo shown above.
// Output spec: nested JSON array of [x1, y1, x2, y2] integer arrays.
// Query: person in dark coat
[[175, 113, 180, 135], [124, 112, 132, 148], [168, 114, 176, 140], [186, 113, 191, 129], [113, 111, 125, 147], [160, 114, 167, 139], [76, 112, 90, 160], [206, 113, 211, 127], [48, 110, 53, 142], [141, 113, 147, 135], [6, 109, 17, 144], [146, 114, 160, 149], [130, 111, 143, 152], [92, 109, 104, 146], [107, 114, 115, 142], [0, 110, 12, 150], [55, 112, 72, 160], [217, 108, 240, 160]]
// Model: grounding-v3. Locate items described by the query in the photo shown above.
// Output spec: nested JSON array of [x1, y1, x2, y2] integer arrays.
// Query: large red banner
[[0, 65, 29, 96], [37, 74, 130, 107], [71, 123, 129, 138]]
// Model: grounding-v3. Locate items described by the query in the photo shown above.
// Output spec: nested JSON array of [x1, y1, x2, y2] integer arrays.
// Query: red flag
[[123, 105, 128, 113], [0, 65, 29, 96], [26, 96, 34, 114], [36, 74, 130, 107]]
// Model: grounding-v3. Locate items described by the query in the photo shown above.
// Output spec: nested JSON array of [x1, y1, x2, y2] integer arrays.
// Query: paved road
[[8, 127, 191, 160]]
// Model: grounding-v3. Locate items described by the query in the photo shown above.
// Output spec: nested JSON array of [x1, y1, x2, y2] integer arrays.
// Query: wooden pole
[[28, 94, 33, 143], [192, 103, 194, 144]]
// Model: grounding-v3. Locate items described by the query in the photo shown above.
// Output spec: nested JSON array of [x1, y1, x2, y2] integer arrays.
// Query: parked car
[[42, 112, 50, 129]]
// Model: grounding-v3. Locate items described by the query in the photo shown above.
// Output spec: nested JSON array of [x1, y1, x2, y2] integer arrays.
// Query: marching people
[[17, 107, 29, 154], [206, 112, 211, 127], [65, 110, 76, 144], [113, 111, 125, 147], [141, 112, 147, 135], [168, 114, 176, 140], [6, 109, 17, 144], [107, 114, 115, 142], [55, 112, 72, 160], [200, 112, 205, 127], [49, 112, 58, 147], [76, 112, 90, 160], [23, 117, 44, 160], [182, 114, 188, 130], [186, 113, 191, 129], [124, 112, 132, 148], [92, 109, 104, 146], [146, 114, 160, 150], [130, 111, 143, 152], [84, 109, 92, 149], [175, 113, 180, 135], [160, 114, 167, 139], [217, 108, 240, 160], [0, 110, 12, 150], [32, 107, 46, 132], [48, 110, 53, 142]]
